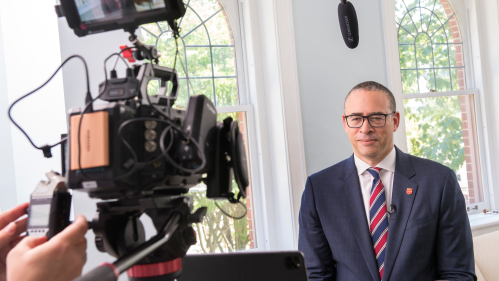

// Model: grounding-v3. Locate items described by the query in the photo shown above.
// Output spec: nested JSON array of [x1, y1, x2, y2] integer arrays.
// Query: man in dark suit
[[298, 81, 476, 281]]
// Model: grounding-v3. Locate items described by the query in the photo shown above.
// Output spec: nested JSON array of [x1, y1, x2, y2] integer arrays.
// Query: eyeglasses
[[344, 113, 395, 128]]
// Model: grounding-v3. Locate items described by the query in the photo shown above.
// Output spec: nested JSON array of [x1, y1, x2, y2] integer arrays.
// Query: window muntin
[[396, 0, 466, 93], [140, 0, 255, 252], [141, 0, 238, 108], [396, 0, 484, 206]]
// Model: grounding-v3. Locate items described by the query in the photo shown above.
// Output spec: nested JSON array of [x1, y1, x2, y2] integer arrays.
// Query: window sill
[[469, 213, 499, 233]]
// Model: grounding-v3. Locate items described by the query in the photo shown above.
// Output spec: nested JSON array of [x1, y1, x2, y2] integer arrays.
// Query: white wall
[[0, 13, 17, 211], [291, 0, 389, 176], [0, 0, 66, 208]]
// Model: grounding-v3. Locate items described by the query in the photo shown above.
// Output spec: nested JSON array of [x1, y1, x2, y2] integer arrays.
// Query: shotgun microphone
[[338, 0, 359, 49]]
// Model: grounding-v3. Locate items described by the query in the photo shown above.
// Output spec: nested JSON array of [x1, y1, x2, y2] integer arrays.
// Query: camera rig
[[9, 1, 250, 280]]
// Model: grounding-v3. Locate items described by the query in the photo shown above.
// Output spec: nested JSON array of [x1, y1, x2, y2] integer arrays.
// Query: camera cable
[[76, 51, 133, 180], [8, 55, 90, 158], [214, 200, 247, 220], [159, 125, 206, 174]]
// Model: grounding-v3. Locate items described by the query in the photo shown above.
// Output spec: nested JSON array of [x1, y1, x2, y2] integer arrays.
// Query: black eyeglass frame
[[344, 112, 395, 128]]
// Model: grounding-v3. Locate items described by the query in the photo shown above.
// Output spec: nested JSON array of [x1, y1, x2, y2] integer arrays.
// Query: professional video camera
[[9, 0, 249, 280]]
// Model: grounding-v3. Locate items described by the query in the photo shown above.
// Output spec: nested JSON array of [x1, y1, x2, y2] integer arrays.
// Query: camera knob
[[95, 236, 106, 253], [145, 141, 157, 152]]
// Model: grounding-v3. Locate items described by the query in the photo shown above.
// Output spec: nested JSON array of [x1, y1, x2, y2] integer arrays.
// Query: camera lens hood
[[230, 121, 249, 198]]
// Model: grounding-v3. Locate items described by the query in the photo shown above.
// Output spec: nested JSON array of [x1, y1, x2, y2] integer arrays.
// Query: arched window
[[140, 0, 255, 253], [140, 0, 238, 108], [396, 0, 466, 93], [395, 0, 484, 206]]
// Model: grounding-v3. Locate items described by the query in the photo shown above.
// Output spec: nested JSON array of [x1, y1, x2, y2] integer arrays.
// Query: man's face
[[342, 90, 400, 163]]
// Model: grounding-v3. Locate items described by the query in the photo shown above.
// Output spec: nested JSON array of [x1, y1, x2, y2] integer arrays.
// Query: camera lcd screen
[[28, 204, 51, 227], [75, 0, 166, 23]]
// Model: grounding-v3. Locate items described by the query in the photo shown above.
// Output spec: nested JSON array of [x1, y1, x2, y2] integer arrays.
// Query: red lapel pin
[[406, 188, 413, 195]]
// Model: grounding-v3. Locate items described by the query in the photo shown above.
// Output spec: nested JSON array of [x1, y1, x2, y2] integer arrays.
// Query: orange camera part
[[70, 111, 110, 170]]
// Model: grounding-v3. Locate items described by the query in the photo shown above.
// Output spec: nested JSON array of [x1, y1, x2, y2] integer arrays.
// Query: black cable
[[215, 200, 247, 220], [141, 35, 184, 136], [166, 33, 180, 109], [113, 48, 132, 70], [159, 125, 206, 174], [75, 47, 191, 180], [144, 75, 189, 140], [8, 55, 90, 157], [117, 119, 173, 164], [76, 52, 128, 179]]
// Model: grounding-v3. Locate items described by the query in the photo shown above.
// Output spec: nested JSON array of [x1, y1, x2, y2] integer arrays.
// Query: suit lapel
[[339, 155, 380, 281], [382, 147, 418, 281]]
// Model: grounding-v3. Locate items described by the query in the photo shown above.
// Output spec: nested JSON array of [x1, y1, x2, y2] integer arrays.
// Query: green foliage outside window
[[187, 111, 252, 253], [404, 96, 464, 172], [396, 0, 466, 174], [140, 0, 238, 109], [141, 0, 253, 253], [188, 183, 250, 253]]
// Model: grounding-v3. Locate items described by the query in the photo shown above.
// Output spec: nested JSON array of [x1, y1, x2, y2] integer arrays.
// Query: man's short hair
[[344, 81, 396, 113]]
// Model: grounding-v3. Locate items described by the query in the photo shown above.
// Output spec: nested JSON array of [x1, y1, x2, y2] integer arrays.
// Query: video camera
[[9, 1, 250, 280]]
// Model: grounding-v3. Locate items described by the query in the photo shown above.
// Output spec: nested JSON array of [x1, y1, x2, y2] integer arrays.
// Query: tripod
[[75, 195, 206, 281]]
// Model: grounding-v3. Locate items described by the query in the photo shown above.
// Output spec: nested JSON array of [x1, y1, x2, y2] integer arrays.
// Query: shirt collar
[[354, 147, 396, 175]]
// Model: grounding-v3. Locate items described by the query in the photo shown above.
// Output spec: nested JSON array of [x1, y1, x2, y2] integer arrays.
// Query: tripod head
[[77, 195, 206, 281]]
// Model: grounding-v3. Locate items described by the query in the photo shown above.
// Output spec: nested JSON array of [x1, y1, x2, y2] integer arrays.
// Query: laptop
[[177, 251, 308, 281]]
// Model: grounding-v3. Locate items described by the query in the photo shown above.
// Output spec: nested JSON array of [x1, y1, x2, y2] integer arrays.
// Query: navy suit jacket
[[298, 147, 476, 281]]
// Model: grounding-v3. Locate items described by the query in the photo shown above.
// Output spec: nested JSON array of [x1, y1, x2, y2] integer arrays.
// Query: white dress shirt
[[354, 147, 396, 225]]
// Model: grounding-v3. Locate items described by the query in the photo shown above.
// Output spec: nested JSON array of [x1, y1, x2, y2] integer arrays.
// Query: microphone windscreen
[[338, 1, 359, 49]]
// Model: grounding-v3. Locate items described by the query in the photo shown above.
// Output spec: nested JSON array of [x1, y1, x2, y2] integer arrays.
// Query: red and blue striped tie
[[367, 167, 388, 279]]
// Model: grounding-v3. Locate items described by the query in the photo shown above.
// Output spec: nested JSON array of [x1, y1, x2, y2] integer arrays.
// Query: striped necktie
[[367, 167, 388, 279]]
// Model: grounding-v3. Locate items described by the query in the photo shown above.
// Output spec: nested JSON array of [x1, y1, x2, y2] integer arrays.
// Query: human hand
[[0, 203, 29, 281], [7, 215, 88, 281]]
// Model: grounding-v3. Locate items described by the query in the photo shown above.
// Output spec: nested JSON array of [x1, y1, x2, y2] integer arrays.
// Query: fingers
[[0, 203, 29, 229], [76, 237, 87, 264], [0, 222, 18, 249], [10, 236, 25, 248], [13, 217, 28, 237], [12, 236, 47, 253], [6, 236, 46, 268], [50, 215, 88, 244], [0, 216, 28, 249]]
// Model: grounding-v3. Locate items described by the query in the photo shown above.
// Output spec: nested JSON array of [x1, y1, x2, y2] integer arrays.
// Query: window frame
[[216, 105, 264, 251], [138, 0, 268, 251], [137, 0, 308, 251], [381, 0, 493, 214], [236, 0, 308, 250]]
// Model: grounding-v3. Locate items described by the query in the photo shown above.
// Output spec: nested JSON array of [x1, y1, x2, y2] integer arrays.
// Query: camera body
[[65, 63, 248, 200]]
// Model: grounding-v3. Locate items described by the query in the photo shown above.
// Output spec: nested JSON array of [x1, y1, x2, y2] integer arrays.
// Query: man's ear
[[393, 111, 401, 132], [342, 114, 348, 131]]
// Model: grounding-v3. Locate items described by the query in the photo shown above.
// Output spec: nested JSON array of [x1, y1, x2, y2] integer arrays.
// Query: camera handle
[[136, 63, 179, 103]]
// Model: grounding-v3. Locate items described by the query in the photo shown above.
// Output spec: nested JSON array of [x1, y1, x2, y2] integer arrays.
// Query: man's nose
[[359, 117, 374, 134]]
